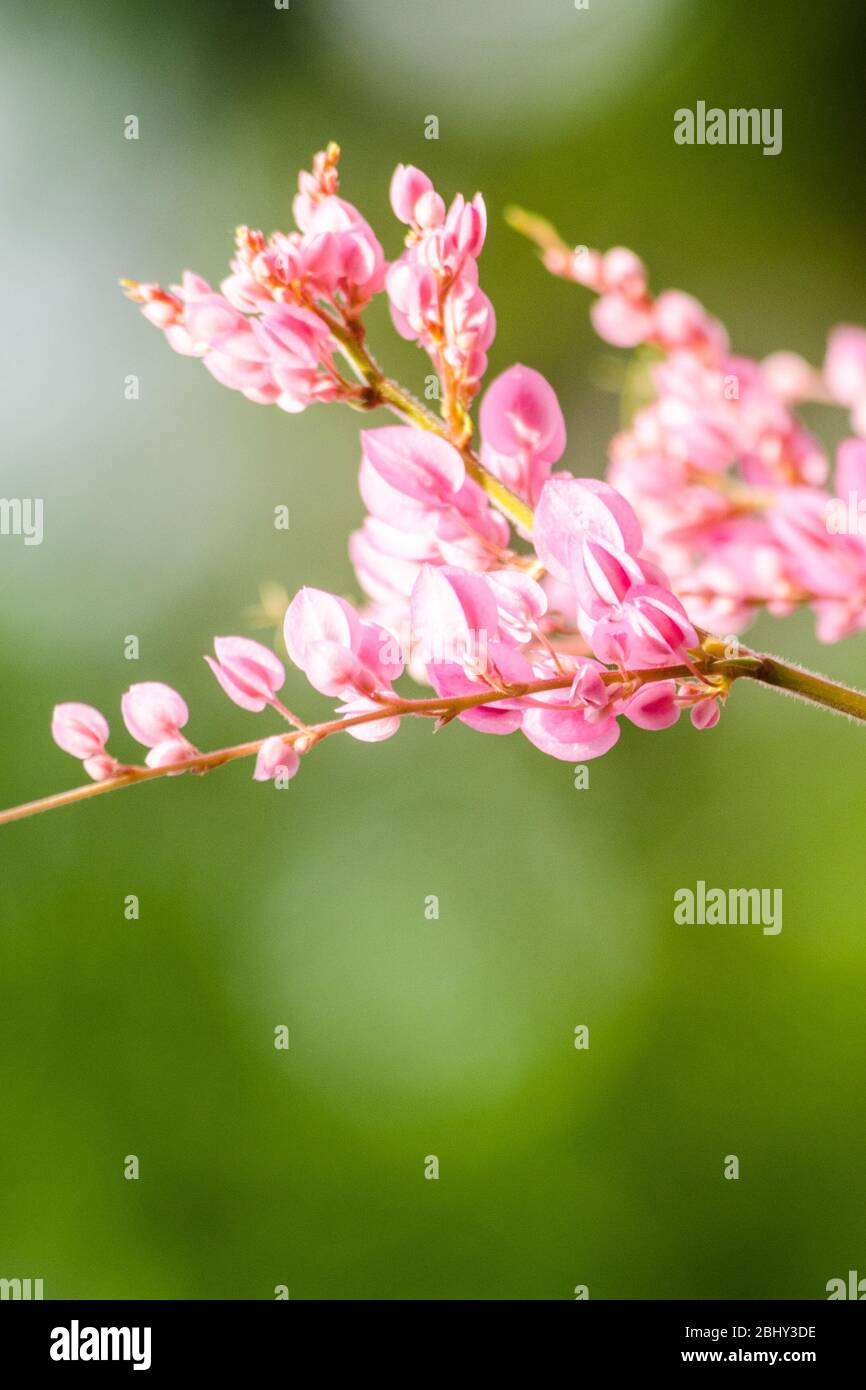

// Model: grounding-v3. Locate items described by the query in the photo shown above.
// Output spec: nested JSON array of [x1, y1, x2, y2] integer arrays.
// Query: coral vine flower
[[480, 364, 566, 504], [359, 427, 466, 525], [17, 141, 866, 834], [121, 682, 199, 771], [521, 657, 621, 760], [351, 425, 510, 617], [51, 703, 124, 782], [533, 476, 645, 580], [123, 145, 384, 417], [253, 736, 301, 783], [51, 703, 111, 761], [121, 682, 190, 747], [205, 637, 286, 712], [410, 565, 504, 679], [284, 588, 404, 743], [386, 165, 494, 418], [520, 215, 866, 641]]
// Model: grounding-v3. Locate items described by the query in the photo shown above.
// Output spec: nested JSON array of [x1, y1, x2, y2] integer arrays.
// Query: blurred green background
[[2, 0, 865, 1300]]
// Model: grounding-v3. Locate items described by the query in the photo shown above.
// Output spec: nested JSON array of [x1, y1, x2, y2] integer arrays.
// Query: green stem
[[744, 655, 866, 721], [323, 313, 536, 534]]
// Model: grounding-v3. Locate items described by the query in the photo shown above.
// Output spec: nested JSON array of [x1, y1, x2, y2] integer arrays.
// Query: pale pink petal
[[480, 364, 566, 465], [121, 682, 189, 748], [51, 702, 110, 760], [622, 680, 680, 730], [206, 636, 285, 712], [534, 476, 644, 580], [284, 588, 360, 672], [253, 735, 300, 782]]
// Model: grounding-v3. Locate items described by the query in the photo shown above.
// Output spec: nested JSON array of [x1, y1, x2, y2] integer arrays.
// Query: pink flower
[[390, 164, 436, 225], [110, 150, 866, 791], [284, 587, 403, 701], [591, 293, 655, 349], [349, 515, 441, 606], [351, 426, 510, 617], [183, 294, 266, 358], [601, 247, 647, 298], [253, 303, 340, 412], [824, 326, 866, 430], [522, 703, 621, 760], [124, 147, 386, 419], [121, 682, 190, 748], [408, 566, 545, 732], [205, 637, 286, 712], [690, 696, 722, 730], [51, 702, 110, 761], [545, 237, 866, 645], [761, 351, 818, 403], [652, 290, 728, 356], [385, 168, 494, 409], [588, 584, 698, 669], [620, 680, 680, 730], [425, 643, 533, 735], [386, 260, 439, 340], [485, 570, 548, 643], [297, 197, 386, 304], [572, 534, 650, 620], [144, 737, 198, 772], [533, 476, 644, 580], [409, 566, 502, 676], [51, 703, 126, 782], [253, 735, 301, 782], [768, 487, 863, 600], [480, 365, 566, 503], [836, 437, 866, 496], [333, 696, 402, 743], [360, 427, 465, 527], [521, 659, 621, 759], [82, 753, 122, 782]]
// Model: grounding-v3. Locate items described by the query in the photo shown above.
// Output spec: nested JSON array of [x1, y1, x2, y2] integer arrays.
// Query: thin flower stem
[[0, 738, 267, 827], [320, 310, 536, 535], [504, 206, 573, 264], [270, 697, 309, 730], [0, 668, 689, 829], [5, 652, 862, 829]]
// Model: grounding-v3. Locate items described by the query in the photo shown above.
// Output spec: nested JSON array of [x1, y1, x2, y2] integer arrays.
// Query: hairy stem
[[745, 655, 866, 721]]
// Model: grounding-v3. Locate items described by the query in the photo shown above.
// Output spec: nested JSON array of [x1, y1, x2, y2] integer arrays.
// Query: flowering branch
[[5, 144, 866, 835], [508, 204, 866, 644], [7, 651, 863, 829], [0, 672, 625, 828]]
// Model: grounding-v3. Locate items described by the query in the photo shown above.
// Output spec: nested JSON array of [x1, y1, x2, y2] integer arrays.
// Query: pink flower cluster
[[123, 144, 385, 413], [53, 642, 300, 784], [350, 365, 570, 658], [44, 145, 865, 797], [387, 165, 494, 426], [52, 460, 713, 785], [284, 458, 713, 765], [545, 240, 866, 641], [349, 425, 510, 620], [52, 681, 199, 781]]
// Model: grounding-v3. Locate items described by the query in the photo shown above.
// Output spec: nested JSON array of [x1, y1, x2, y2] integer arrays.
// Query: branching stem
[[4, 652, 864, 828]]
